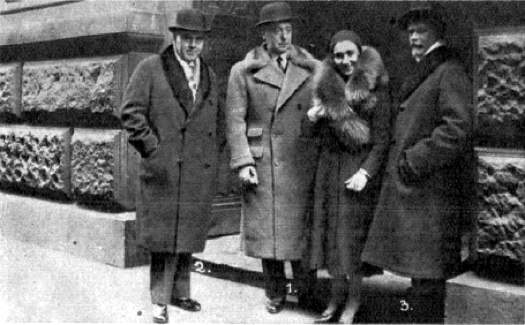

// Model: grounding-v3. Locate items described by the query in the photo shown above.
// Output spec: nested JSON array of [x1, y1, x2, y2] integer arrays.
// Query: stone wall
[[476, 152, 525, 283], [476, 30, 525, 149], [0, 125, 71, 198], [0, 55, 143, 210], [0, 63, 21, 118], [22, 56, 125, 126]]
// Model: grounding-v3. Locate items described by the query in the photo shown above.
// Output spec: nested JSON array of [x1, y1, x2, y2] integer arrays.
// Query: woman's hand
[[345, 168, 370, 192], [307, 102, 326, 122]]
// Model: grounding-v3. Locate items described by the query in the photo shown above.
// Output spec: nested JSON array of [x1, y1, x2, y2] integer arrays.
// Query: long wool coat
[[120, 46, 220, 253], [305, 47, 391, 276], [361, 46, 477, 279], [226, 45, 319, 260]]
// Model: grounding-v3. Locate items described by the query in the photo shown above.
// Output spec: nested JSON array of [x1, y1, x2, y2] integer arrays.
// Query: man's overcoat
[[121, 45, 220, 253], [226, 45, 319, 260], [362, 47, 477, 279]]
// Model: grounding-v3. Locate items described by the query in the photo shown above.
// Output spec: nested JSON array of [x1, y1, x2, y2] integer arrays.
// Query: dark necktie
[[276, 56, 286, 72]]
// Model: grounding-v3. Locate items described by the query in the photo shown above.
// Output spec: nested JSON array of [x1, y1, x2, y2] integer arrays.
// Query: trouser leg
[[410, 278, 446, 324], [172, 253, 192, 299], [150, 252, 178, 305], [262, 258, 287, 300], [291, 260, 317, 301]]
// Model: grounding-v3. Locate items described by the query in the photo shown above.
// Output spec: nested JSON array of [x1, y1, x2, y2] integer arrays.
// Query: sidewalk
[[1, 232, 413, 323]]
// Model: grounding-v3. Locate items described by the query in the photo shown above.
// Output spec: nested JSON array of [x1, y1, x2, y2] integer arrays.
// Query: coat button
[[204, 163, 211, 168]]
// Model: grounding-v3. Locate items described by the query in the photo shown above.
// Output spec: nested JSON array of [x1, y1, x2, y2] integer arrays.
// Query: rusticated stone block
[[0, 63, 21, 119], [476, 30, 525, 148], [0, 125, 71, 197], [71, 129, 138, 211], [476, 150, 525, 283], [22, 56, 126, 126]]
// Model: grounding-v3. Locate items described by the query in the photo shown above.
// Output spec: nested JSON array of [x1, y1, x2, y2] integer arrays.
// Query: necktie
[[276, 56, 286, 72], [188, 61, 197, 101]]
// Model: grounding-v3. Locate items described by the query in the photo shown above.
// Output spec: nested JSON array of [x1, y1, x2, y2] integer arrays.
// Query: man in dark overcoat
[[120, 9, 222, 323], [226, 1, 318, 314], [361, 5, 477, 323]]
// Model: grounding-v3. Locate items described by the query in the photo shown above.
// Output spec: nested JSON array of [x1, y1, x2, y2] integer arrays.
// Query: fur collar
[[240, 44, 317, 73], [310, 46, 389, 149]]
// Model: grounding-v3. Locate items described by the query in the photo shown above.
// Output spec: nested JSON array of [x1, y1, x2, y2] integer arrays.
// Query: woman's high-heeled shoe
[[314, 301, 342, 324]]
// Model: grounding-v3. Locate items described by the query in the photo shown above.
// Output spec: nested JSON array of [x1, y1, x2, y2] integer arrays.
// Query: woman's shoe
[[339, 300, 360, 324], [314, 302, 342, 324], [152, 304, 168, 324]]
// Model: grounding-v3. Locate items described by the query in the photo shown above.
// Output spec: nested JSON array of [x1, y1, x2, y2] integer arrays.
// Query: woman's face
[[332, 40, 360, 77]]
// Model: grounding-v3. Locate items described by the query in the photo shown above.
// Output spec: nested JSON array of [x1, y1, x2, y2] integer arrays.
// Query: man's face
[[173, 31, 205, 62], [263, 22, 293, 55], [407, 22, 439, 61], [332, 40, 360, 77]]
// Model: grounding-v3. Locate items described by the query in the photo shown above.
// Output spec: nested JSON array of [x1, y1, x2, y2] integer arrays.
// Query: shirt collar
[[425, 41, 446, 57]]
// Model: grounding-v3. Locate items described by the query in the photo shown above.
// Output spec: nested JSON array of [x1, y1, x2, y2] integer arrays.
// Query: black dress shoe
[[171, 297, 201, 312], [265, 298, 285, 314]]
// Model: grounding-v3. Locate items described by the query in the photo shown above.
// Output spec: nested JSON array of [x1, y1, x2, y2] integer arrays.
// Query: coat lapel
[[253, 63, 283, 89], [275, 62, 309, 112], [160, 45, 194, 116], [397, 46, 454, 104]]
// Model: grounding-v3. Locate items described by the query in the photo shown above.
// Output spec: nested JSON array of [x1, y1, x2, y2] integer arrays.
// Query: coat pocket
[[247, 127, 263, 159]]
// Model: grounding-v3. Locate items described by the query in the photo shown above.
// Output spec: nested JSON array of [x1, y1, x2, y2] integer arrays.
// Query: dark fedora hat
[[168, 8, 211, 33], [256, 2, 299, 27], [398, 4, 446, 35]]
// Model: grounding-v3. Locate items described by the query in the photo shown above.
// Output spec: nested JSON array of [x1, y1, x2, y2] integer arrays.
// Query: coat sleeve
[[120, 59, 159, 158], [225, 63, 255, 170], [361, 87, 392, 178], [403, 64, 473, 178]]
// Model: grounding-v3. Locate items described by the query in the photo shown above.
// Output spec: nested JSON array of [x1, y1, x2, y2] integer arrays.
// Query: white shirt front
[[272, 53, 288, 72], [415, 40, 446, 62], [173, 46, 200, 101]]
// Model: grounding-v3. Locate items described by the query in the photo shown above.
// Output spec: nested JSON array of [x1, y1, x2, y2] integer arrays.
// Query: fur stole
[[310, 46, 389, 149]]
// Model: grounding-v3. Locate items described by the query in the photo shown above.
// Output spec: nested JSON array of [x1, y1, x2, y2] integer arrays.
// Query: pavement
[[1, 233, 418, 323]]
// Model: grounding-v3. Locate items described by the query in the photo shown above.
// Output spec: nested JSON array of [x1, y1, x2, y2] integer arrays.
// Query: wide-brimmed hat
[[168, 8, 211, 33], [256, 2, 299, 27], [398, 4, 446, 35]]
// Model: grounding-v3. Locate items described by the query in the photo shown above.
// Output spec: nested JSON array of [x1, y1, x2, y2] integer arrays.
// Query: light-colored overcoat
[[120, 46, 220, 253], [226, 45, 319, 260], [362, 47, 477, 279]]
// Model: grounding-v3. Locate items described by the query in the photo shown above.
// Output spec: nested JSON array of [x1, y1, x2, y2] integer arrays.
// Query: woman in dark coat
[[306, 30, 391, 324]]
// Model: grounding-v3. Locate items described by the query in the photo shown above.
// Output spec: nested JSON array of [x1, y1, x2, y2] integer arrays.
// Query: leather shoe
[[152, 304, 168, 324], [265, 298, 285, 314], [171, 297, 201, 312]]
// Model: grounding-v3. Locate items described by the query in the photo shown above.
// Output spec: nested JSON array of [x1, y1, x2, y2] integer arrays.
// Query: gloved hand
[[345, 168, 369, 192], [307, 102, 326, 122], [239, 165, 258, 187]]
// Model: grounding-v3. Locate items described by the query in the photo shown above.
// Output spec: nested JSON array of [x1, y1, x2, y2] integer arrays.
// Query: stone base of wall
[[0, 191, 147, 267], [445, 271, 525, 324], [0, 191, 241, 267]]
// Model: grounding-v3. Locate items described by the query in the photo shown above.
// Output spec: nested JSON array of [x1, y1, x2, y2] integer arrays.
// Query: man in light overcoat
[[361, 5, 477, 323], [120, 9, 222, 323], [226, 1, 319, 314]]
